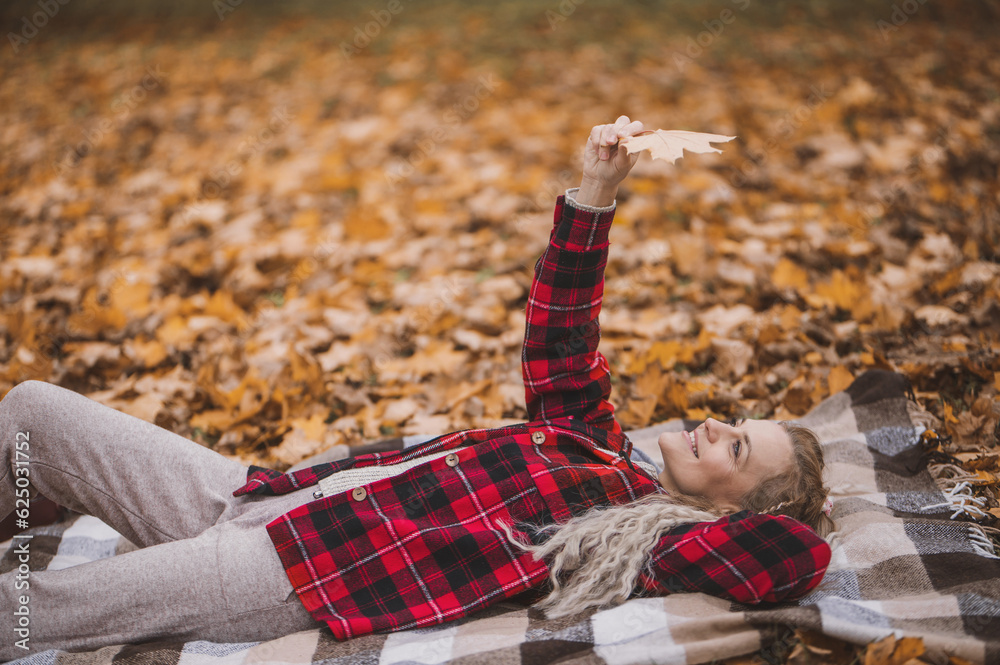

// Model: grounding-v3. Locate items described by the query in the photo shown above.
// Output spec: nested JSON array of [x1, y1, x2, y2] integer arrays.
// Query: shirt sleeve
[[637, 511, 832, 604], [521, 189, 622, 435]]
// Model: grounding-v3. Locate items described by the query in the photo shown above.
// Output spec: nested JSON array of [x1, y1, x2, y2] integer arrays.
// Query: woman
[[0, 117, 831, 660]]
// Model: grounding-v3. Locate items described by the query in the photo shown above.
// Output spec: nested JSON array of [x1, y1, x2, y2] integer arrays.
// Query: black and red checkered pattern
[[233, 193, 831, 640]]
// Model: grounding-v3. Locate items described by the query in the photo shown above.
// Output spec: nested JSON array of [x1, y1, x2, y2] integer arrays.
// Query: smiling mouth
[[684, 430, 699, 459]]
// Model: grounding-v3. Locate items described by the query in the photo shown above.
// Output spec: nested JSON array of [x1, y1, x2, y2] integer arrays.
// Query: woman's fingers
[[612, 115, 631, 137], [598, 118, 628, 160], [595, 117, 644, 144], [603, 117, 629, 147], [617, 120, 644, 140], [596, 117, 646, 160], [587, 118, 644, 169], [590, 124, 604, 148], [588, 125, 610, 161], [599, 125, 614, 160]]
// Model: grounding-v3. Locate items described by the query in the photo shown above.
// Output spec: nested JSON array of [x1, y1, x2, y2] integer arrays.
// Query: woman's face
[[656, 418, 794, 511]]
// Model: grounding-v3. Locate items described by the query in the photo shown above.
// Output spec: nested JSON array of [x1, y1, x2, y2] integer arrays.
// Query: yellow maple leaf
[[621, 130, 736, 163], [813, 269, 862, 311], [130, 338, 168, 368], [190, 408, 238, 432], [772, 258, 809, 291], [111, 280, 153, 317], [289, 413, 328, 441], [864, 634, 895, 665], [828, 366, 854, 394], [155, 315, 197, 348], [632, 340, 682, 373], [974, 469, 997, 485], [890, 636, 925, 664], [204, 290, 247, 325], [344, 207, 390, 240]]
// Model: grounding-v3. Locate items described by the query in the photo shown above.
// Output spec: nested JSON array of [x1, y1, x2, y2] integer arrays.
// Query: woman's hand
[[576, 115, 645, 208]]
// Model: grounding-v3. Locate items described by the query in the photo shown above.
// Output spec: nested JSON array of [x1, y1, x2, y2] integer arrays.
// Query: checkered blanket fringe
[[4, 370, 999, 665]]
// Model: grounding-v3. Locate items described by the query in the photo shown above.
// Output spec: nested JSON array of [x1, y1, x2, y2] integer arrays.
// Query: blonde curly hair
[[500, 420, 830, 619]]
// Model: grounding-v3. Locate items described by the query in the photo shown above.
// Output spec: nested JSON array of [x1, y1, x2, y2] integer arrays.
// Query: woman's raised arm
[[521, 117, 644, 431]]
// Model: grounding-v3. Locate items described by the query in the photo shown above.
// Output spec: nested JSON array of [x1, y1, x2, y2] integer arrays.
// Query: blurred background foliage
[[1, 0, 998, 465]]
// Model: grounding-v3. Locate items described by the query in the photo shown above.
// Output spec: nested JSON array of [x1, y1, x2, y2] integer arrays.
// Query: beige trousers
[[0, 380, 320, 661]]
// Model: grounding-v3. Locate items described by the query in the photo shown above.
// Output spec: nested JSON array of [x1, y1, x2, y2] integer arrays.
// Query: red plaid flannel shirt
[[233, 191, 831, 640]]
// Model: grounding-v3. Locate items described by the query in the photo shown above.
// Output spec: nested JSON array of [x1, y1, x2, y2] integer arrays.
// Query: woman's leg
[[0, 380, 250, 548], [0, 509, 319, 660]]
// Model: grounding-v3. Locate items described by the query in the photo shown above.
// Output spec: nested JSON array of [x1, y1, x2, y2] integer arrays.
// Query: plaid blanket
[[4, 370, 999, 664]]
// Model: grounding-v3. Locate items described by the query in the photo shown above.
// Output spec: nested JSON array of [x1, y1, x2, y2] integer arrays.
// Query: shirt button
[[531, 431, 546, 445], [313, 490, 323, 499], [352, 487, 367, 501], [446, 453, 460, 467]]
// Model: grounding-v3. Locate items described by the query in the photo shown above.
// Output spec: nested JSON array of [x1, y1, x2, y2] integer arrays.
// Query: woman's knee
[[0, 381, 80, 452], [2, 379, 52, 408], [2, 380, 43, 422]]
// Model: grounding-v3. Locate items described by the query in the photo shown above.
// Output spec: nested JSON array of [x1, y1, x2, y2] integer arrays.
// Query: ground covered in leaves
[[1, 1, 999, 659]]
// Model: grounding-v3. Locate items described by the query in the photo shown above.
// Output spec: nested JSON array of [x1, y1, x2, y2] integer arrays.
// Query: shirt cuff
[[564, 187, 616, 213], [553, 190, 616, 251]]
